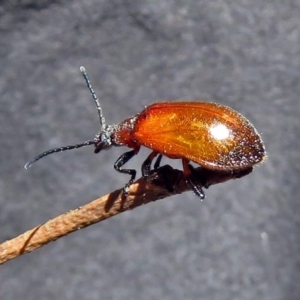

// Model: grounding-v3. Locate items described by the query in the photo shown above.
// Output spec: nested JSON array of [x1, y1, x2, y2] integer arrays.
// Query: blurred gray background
[[1, 1, 299, 299]]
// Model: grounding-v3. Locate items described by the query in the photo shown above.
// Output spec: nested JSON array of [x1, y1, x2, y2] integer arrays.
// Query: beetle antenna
[[24, 140, 95, 169], [80, 66, 106, 130]]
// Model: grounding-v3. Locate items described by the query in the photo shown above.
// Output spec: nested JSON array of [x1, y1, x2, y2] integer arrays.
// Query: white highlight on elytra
[[209, 123, 231, 140]]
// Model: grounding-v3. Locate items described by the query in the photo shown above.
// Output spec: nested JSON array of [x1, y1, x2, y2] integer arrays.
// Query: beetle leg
[[142, 152, 174, 193], [182, 159, 205, 199], [114, 147, 140, 194], [141, 151, 159, 177], [153, 154, 163, 170]]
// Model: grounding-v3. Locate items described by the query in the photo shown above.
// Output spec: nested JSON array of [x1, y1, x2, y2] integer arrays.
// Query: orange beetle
[[25, 67, 266, 199]]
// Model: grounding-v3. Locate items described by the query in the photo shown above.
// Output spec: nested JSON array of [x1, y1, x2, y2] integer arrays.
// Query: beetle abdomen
[[133, 102, 265, 170]]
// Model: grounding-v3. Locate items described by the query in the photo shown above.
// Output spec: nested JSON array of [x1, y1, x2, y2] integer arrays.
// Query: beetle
[[25, 66, 266, 199]]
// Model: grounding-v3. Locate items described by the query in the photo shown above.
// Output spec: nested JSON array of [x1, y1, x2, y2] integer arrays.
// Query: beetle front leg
[[114, 147, 140, 194]]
